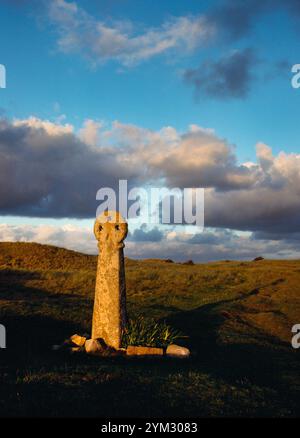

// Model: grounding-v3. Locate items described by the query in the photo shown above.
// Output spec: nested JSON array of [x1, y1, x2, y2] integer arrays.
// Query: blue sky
[[1, 0, 299, 158], [0, 0, 300, 260]]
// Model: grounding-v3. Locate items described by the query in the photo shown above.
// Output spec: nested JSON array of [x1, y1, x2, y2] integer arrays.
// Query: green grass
[[0, 242, 299, 417], [121, 317, 184, 348]]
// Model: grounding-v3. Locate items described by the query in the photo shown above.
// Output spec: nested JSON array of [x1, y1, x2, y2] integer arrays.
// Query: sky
[[0, 0, 300, 261]]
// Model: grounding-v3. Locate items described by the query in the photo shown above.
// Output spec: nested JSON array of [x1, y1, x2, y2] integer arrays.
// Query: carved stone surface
[[92, 211, 128, 349]]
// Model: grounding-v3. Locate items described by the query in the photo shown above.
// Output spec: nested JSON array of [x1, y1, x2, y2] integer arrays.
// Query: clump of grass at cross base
[[121, 316, 185, 348]]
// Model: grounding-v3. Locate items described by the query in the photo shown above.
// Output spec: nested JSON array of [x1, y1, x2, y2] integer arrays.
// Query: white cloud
[[78, 119, 103, 146], [1, 222, 300, 261], [13, 116, 73, 136], [47, 0, 215, 66], [0, 223, 96, 254]]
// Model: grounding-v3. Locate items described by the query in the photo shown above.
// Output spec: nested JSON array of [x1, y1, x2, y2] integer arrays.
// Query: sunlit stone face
[[92, 210, 128, 349]]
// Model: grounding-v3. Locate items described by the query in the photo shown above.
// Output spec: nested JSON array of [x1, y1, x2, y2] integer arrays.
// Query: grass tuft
[[122, 316, 184, 348]]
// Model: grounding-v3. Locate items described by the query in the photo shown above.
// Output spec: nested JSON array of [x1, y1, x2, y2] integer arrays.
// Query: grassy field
[[0, 242, 299, 417]]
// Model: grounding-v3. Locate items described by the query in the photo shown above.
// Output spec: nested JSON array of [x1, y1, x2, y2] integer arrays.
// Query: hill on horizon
[[0, 241, 97, 271]]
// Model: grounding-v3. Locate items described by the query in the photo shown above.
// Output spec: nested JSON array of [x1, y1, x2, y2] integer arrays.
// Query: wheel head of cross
[[94, 210, 128, 249]]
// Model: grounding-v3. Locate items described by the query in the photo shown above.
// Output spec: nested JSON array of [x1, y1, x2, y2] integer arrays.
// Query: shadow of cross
[[92, 210, 128, 349]]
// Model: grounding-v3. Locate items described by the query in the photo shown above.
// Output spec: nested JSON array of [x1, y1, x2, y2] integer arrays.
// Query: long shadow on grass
[[0, 269, 93, 368], [166, 301, 300, 402]]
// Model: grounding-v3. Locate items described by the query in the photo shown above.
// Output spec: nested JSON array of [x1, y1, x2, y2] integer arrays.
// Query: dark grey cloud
[[2, 118, 239, 220], [208, 0, 271, 40], [0, 118, 138, 218], [206, 187, 300, 235], [188, 229, 233, 245], [182, 1, 295, 102], [129, 227, 163, 242], [208, 0, 300, 41], [1, 118, 300, 239], [184, 48, 259, 100], [252, 231, 300, 242], [285, 0, 300, 15]]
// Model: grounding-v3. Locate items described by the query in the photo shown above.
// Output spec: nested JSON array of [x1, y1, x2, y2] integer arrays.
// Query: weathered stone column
[[92, 210, 128, 349]]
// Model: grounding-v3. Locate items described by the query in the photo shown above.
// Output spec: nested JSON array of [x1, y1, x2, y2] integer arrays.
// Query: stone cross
[[92, 210, 128, 349]]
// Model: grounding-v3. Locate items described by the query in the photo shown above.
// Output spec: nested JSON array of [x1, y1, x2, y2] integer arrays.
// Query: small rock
[[126, 346, 164, 356], [166, 344, 190, 358], [84, 338, 118, 356], [182, 260, 194, 265], [85, 338, 105, 355], [70, 334, 86, 347]]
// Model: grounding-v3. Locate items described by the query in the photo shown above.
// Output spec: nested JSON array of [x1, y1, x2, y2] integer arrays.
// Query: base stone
[[71, 334, 86, 347], [166, 344, 190, 357], [126, 346, 164, 356]]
